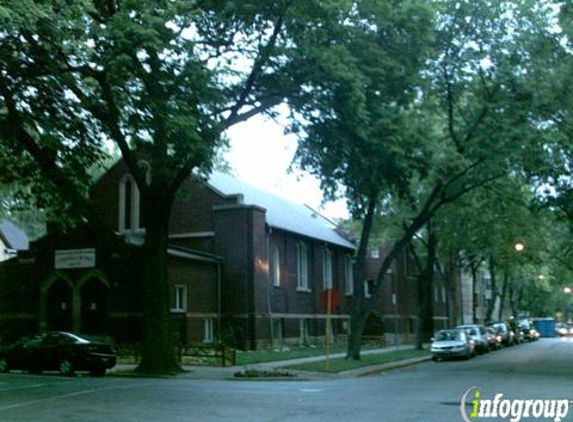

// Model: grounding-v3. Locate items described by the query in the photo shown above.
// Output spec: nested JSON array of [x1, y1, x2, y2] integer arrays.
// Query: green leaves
[[290, 0, 436, 216]]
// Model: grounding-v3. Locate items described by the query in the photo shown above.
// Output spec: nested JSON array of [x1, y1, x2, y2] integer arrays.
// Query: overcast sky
[[224, 115, 349, 221]]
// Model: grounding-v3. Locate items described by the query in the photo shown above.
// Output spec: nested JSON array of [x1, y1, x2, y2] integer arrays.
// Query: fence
[[116, 343, 236, 367], [178, 344, 236, 367]]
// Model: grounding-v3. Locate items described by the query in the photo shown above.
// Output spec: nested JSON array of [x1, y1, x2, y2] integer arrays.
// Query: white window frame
[[203, 318, 214, 343], [296, 242, 309, 291], [364, 279, 373, 298], [118, 174, 141, 232], [171, 284, 187, 312], [344, 255, 354, 296], [271, 245, 281, 287], [323, 248, 333, 290]]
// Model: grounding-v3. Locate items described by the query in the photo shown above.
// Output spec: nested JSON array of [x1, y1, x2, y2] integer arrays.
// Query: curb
[[339, 356, 432, 378], [274, 355, 431, 379]]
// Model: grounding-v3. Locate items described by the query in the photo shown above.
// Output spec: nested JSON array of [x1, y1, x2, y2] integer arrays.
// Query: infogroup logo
[[460, 387, 570, 422]]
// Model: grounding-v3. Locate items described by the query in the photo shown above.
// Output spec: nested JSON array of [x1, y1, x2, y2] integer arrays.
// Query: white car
[[457, 324, 490, 354], [431, 329, 475, 361]]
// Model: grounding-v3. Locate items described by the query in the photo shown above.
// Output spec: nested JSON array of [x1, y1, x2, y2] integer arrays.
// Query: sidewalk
[[110, 344, 430, 380]]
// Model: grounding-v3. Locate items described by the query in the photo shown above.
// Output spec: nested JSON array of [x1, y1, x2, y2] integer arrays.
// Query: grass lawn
[[280, 349, 430, 373], [236, 344, 379, 365]]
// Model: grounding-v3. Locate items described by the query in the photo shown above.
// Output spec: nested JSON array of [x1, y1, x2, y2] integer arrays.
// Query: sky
[[224, 115, 349, 222]]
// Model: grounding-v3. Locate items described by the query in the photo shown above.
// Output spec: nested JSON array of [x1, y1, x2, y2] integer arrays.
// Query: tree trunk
[[471, 264, 478, 323], [414, 227, 436, 350], [485, 256, 497, 322], [443, 249, 460, 326], [498, 272, 509, 321], [135, 188, 181, 374], [346, 198, 377, 361], [346, 312, 369, 360], [513, 285, 524, 317], [508, 280, 518, 318]]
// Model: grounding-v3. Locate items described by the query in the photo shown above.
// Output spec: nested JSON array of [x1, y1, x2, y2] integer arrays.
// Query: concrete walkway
[[110, 344, 430, 380]]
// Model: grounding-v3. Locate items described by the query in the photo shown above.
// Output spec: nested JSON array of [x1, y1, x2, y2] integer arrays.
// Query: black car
[[0, 332, 116, 376], [486, 321, 515, 347], [484, 327, 502, 350]]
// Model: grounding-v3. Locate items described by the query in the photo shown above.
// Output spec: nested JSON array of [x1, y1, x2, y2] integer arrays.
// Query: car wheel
[[432, 356, 439, 362], [90, 367, 106, 377], [59, 359, 75, 376], [0, 357, 9, 373]]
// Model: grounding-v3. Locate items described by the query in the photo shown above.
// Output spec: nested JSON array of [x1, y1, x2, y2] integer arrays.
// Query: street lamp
[[564, 287, 572, 294], [514, 242, 525, 252]]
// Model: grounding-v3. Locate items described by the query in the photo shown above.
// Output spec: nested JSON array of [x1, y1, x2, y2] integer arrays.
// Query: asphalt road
[[1, 338, 573, 422]]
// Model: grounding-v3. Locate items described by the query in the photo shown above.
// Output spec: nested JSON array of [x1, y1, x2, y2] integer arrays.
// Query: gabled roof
[[0, 220, 29, 251], [207, 172, 355, 250]]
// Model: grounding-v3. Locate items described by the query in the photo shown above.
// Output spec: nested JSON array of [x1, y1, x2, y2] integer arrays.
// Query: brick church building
[[0, 160, 357, 349]]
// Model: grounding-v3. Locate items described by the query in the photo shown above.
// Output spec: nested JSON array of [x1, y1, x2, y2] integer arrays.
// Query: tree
[[0, 0, 350, 373], [293, 0, 560, 359], [433, 175, 554, 324], [288, 0, 436, 360]]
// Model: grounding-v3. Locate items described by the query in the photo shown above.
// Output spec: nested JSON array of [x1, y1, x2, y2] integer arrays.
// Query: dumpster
[[532, 318, 555, 338]]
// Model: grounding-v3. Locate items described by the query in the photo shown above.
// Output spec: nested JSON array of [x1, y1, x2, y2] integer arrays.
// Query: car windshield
[[492, 324, 507, 333], [458, 326, 478, 335], [59, 332, 91, 344], [436, 331, 462, 341]]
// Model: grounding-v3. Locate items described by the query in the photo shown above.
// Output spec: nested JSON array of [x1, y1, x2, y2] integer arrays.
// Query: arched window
[[118, 174, 141, 232], [118, 162, 151, 232]]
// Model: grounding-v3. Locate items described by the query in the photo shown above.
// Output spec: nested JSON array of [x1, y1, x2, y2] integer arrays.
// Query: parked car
[[0, 331, 116, 376], [485, 327, 503, 350], [456, 324, 489, 354], [486, 321, 514, 347], [518, 319, 540, 341], [555, 322, 571, 337], [431, 329, 475, 361]]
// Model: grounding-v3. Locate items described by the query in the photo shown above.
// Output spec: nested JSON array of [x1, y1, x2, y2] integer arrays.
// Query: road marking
[[299, 389, 324, 393], [0, 382, 149, 412], [0, 383, 47, 392]]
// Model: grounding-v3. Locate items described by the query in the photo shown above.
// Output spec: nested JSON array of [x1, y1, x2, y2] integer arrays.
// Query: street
[[1, 338, 573, 422]]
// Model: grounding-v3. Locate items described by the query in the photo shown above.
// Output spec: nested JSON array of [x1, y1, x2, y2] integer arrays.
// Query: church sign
[[55, 248, 96, 269]]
